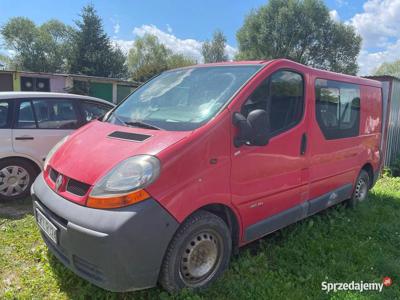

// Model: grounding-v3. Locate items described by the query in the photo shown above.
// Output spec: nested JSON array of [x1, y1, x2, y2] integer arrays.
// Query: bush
[[392, 156, 400, 177]]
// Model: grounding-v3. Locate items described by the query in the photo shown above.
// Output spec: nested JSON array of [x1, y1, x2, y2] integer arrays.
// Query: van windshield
[[107, 65, 262, 131]]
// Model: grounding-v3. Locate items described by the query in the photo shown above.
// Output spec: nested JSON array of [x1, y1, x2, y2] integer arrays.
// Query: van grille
[[66, 179, 90, 197], [49, 168, 91, 197], [49, 168, 58, 182]]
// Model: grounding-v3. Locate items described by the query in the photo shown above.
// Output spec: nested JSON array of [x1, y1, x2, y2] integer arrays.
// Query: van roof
[[0, 91, 115, 106], [190, 59, 382, 88]]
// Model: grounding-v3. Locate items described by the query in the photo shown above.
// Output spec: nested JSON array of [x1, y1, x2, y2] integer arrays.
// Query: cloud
[[329, 10, 340, 22], [348, 0, 400, 75], [113, 22, 120, 34], [166, 24, 173, 33], [114, 24, 237, 63], [335, 0, 349, 7], [349, 0, 400, 49], [358, 39, 400, 75]]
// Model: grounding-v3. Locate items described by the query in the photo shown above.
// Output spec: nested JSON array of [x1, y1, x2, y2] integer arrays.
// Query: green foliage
[[374, 59, 400, 78], [2, 177, 400, 299], [236, 0, 361, 75], [68, 5, 127, 78], [0, 54, 12, 69], [127, 34, 196, 82], [391, 156, 400, 177], [202, 30, 228, 63], [1, 17, 73, 72]]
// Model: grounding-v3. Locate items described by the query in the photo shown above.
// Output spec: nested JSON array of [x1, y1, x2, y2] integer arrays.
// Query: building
[[365, 75, 400, 167], [0, 70, 140, 104]]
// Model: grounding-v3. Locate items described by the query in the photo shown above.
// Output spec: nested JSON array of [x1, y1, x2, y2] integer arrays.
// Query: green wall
[[89, 82, 113, 102], [117, 85, 134, 103]]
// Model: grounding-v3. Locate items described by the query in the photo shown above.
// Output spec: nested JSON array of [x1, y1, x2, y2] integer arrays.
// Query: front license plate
[[36, 208, 58, 244]]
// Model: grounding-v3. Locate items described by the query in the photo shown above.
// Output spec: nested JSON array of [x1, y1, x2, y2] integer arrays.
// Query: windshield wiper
[[108, 112, 161, 130], [125, 121, 161, 130]]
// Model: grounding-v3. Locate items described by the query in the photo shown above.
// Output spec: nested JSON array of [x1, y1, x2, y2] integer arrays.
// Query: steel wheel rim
[[355, 178, 368, 202], [0, 166, 30, 197], [180, 230, 223, 286]]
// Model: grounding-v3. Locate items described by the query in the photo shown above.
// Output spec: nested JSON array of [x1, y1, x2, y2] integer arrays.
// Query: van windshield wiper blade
[[124, 120, 161, 130]]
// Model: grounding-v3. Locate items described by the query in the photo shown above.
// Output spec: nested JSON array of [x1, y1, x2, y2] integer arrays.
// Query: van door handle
[[300, 133, 307, 155], [15, 136, 34, 141]]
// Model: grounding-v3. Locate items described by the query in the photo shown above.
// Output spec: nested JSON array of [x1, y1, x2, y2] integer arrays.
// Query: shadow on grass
[[0, 196, 33, 220]]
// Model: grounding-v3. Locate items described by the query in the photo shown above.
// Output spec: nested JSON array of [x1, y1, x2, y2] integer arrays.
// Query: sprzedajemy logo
[[321, 277, 392, 293]]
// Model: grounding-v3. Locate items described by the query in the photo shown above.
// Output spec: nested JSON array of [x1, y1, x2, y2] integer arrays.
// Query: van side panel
[[307, 79, 382, 202], [146, 109, 240, 225], [360, 85, 382, 175]]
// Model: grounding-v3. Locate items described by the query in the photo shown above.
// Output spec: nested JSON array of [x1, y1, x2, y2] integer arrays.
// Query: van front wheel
[[159, 210, 232, 293], [349, 170, 370, 208]]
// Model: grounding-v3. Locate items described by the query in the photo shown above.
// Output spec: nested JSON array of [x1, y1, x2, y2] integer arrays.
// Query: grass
[[1, 176, 400, 299]]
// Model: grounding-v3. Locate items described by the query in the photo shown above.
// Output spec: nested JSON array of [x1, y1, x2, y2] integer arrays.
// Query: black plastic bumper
[[31, 174, 179, 292]]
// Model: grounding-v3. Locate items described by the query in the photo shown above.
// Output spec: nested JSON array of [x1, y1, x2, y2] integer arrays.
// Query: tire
[[348, 170, 370, 208], [0, 158, 38, 201], [159, 210, 232, 293]]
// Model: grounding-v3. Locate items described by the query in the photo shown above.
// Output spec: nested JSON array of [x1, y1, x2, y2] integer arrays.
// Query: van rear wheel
[[159, 210, 232, 293], [0, 159, 37, 201], [348, 170, 370, 208]]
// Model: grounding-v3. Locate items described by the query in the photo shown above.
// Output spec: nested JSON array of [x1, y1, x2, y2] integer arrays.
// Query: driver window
[[241, 70, 304, 136]]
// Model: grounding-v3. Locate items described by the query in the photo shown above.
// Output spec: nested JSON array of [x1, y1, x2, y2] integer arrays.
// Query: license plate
[[36, 208, 58, 244]]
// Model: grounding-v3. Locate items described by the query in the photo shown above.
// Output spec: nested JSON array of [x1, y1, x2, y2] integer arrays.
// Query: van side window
[[315, 79, 360, 139], [241, 70, 304, 136], [0, 101, 10, 128]]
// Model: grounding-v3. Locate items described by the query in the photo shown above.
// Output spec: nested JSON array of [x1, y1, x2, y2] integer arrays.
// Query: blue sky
[[1, 0, 400, 75]]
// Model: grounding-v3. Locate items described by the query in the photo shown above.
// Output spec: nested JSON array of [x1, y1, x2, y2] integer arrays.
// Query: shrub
[[392, 156, 400, 177]]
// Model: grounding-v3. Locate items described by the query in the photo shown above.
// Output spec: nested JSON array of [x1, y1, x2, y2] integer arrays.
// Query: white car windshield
[[107, 65, 262, 131]]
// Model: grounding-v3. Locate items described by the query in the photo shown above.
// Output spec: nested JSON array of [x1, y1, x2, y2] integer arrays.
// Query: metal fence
[[385, 77, 400, 166]]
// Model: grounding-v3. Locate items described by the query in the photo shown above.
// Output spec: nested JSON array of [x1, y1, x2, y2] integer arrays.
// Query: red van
[[31, 59, 383, 292]]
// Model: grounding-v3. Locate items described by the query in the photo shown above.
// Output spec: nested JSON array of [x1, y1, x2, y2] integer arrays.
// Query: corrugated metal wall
[[385, 78, 400, 166]]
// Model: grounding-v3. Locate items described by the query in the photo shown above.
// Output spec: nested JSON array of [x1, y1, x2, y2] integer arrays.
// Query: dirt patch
[[0, 197, 33, 219]]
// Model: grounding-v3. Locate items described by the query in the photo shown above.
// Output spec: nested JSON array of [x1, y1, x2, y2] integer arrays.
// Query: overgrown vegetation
[[1, 176, 399, 299], [391, 157, 400, 177]]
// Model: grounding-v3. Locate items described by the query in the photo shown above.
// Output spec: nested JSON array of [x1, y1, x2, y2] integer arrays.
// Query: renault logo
[[55, 175, 63, 192]]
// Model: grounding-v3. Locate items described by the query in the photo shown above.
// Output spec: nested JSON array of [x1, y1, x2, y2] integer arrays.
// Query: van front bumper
[[31, 174, 179, 292]]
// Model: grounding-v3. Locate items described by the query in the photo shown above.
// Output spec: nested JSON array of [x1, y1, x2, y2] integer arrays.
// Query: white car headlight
[[90, 155, 160, 198], [44, 135, 69, 170]]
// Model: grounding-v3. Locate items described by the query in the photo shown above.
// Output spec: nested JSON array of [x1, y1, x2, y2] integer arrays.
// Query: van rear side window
[[315, 79, 360, 139]]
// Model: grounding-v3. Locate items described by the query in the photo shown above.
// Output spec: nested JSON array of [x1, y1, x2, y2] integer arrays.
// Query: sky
[[0, 0, 399, 75]]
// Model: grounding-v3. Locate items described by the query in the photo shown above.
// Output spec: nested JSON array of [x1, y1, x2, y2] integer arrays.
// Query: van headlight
[[87, 155, 160, 208], [44, 135, 69, 170]]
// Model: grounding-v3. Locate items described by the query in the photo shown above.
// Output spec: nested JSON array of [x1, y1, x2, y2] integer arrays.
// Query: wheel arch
[[192, 203, 241, 252], [0, 155, 42, 176]]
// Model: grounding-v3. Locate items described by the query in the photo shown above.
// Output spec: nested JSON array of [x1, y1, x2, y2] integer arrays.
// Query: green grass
[[1, 177, 400, 299]]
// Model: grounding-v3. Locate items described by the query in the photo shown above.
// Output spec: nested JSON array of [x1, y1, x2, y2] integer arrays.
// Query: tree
[[374, 60, 400, 78], [127, 34, 196, 82], [1, 17, 72, 72], [236, 0, 361, 74], [202, 30, 228, 63], [69, 5, 127, 78], [0, 54, 12, 69]]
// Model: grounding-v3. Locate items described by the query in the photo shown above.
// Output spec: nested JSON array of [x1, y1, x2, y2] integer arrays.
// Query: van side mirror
[[233, 110, 270, 147]]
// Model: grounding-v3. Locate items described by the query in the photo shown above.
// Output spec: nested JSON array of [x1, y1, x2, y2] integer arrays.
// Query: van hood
[[50, 121, 190, 185]]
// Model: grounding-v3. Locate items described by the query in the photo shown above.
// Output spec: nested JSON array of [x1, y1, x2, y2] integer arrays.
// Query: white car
[[0, 92, 115, 201]]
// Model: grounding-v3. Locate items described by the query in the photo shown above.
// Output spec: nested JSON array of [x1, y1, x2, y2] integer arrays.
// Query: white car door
[[0, 100, 13, 157], [12, 98, 79, 167]]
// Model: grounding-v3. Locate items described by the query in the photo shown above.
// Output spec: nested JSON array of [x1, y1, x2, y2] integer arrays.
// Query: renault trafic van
[[31, 59, 383, 292]]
